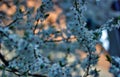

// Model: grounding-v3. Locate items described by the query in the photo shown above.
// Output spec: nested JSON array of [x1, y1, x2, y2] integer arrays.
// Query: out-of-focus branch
[[43, 36, 76, 43]]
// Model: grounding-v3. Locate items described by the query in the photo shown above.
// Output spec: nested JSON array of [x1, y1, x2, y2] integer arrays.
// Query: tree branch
[[0, 53, 9, 66]]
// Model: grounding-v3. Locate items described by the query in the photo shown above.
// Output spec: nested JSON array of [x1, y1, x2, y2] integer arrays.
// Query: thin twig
[[6, 18, 18, 28], [83, 47, 92, 77], [33, 19, 39, 34]]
